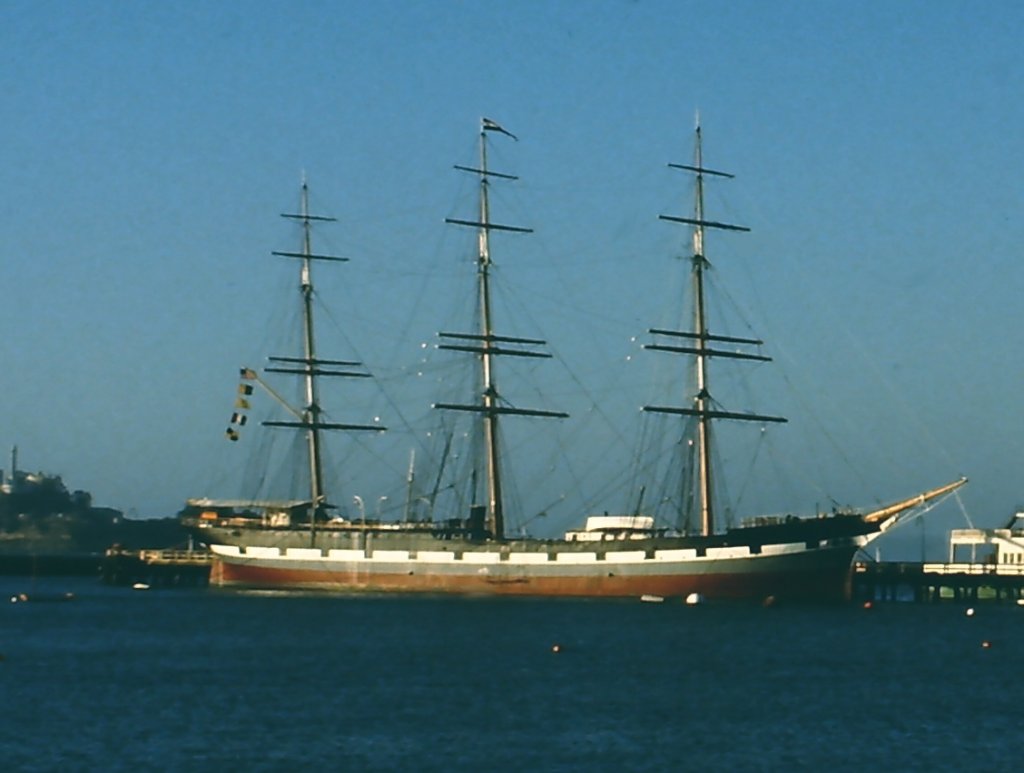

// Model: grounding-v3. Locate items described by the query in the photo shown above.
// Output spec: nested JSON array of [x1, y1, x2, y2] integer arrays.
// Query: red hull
[[211, 555, 856, 602]]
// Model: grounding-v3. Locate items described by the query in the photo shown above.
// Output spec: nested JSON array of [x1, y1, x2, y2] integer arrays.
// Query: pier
[[102, 547, 211, 588], [852, 561, 1024, 603]]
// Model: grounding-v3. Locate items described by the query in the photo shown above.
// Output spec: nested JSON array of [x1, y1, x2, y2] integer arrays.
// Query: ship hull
[[206, 533, 869, 602]]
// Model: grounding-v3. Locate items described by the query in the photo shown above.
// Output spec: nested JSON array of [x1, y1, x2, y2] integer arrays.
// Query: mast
[[262, 179, 385, 539], [404, 449, 416, 522], [644, 119, 785, 536], [436, 118, 567, 539]]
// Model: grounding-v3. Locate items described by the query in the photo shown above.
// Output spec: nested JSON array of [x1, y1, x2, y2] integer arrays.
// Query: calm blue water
[[1, 576, 1019, 772]]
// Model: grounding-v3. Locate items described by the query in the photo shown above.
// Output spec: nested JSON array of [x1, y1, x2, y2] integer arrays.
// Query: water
[[1, 576, 1019, 772]]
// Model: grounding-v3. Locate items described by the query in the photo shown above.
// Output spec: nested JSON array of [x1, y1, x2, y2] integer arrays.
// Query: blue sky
[[2, 1, 1021, 557]]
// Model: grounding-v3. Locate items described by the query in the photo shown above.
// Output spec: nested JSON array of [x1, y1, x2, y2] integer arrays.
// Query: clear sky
[[2, 1, 1021, 558]]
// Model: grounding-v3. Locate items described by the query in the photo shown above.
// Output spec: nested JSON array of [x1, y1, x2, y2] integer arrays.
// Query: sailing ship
[[186, 119, 966, 602]]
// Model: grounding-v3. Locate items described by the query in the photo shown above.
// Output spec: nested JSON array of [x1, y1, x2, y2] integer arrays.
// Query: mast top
[[482, 117, 518, 141], [668, 116, 736, 180]]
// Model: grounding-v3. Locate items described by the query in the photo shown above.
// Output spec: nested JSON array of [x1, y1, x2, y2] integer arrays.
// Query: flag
[[230, 413, 247, 426], [240, 368, 257, 380], [239, 384, 254, 395], [234, 397, 250, 409], [226, 428, 239, 442], [482, 117, 518, 141]]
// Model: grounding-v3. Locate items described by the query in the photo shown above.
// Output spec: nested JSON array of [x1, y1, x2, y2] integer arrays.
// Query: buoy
[[685, 592, 703, 606], [551, 644, 562, 654], [862, 601, 873, 610], [981, 640, 992, 649], [966, 607, 975, 617], [762, 595, 777, 608]]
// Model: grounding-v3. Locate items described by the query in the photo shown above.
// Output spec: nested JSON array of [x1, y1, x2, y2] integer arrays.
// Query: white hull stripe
[[210, 536, 869, 565]]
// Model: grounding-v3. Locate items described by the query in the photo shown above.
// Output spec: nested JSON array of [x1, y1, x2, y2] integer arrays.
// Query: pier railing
[[921, 562, 1024, 576], [136, 549, 212, 565], [853, 561, 1024, 603]]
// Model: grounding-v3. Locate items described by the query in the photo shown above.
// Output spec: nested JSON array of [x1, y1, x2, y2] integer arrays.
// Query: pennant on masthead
[[482, 117, 517, 141]]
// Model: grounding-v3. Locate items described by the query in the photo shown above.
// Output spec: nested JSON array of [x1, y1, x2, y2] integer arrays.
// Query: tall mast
[[475, 132, 503, 535], [436, 118, 567, 539], [263, 179, 385, 539], [690, 125, 714, 536], [298, 182, 326, 527], [644, 119, 785, 536]]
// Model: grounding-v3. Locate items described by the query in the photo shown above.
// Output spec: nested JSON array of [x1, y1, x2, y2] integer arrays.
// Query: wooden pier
[[852, 561, 1024, 603], [102, 547, 212, 588]]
